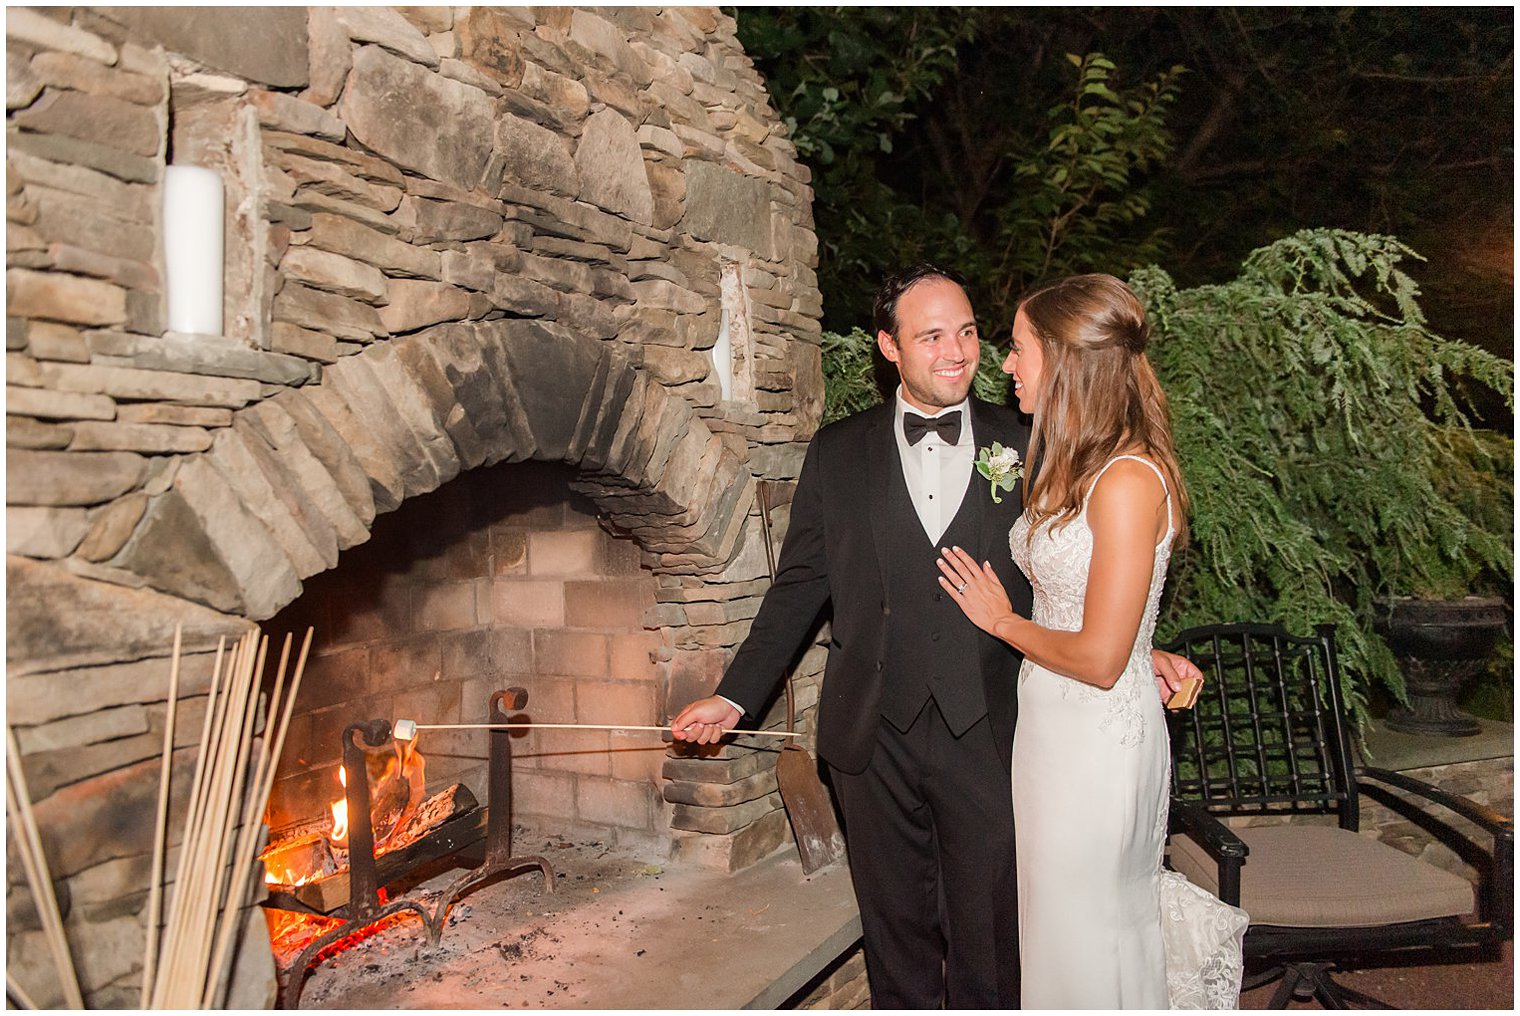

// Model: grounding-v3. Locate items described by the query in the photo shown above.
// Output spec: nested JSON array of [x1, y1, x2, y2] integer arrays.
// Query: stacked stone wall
[[793, 944, 871, 1010], [1355, 754, 1512, 881], [7, 7, 823, 1005]]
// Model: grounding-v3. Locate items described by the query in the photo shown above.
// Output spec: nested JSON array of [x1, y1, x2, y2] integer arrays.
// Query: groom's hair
[[873, 262, 970, 339]]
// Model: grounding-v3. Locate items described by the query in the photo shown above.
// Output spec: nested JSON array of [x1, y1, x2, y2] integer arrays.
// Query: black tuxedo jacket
[[716, 397, 1033, 774]]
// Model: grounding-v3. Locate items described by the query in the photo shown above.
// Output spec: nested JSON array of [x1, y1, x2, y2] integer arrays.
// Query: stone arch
[[112, 321, 753, 621]]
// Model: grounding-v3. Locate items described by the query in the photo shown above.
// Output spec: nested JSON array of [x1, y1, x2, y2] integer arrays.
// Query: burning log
[[351, 735, 427, 852], [263, 784, 481, 915], [260, 833, 338, 888], [398, 781, 474, 843]]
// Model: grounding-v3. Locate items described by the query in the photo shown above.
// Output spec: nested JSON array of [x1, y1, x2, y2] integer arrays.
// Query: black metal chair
[[1162, 622, 1513, 1008]]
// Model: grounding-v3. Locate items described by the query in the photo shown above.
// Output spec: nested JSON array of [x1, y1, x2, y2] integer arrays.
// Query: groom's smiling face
[[877, 277, 981, 413]]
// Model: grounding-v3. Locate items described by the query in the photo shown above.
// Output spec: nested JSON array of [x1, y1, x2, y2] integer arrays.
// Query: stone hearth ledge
[[296, 847, 860, 1009]]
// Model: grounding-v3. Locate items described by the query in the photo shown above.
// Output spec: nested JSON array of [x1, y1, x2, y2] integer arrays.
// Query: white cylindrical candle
[[710, 307, 734, 401], [162, 165, 225, 336]]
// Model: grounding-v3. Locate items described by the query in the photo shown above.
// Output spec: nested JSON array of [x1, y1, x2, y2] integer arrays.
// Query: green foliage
[[1134, 229, 1513, 718], [736, 8, 1511, 366], [820, 230, 1514, 722], [736, 9, 1180, 339], [1462, 639, 1515, 722], [750, 7, 1514, 719], [736, 9, 974, 331], [819, 328, 889, 424], [741, 8, 969, 170], [988, 54, 1182, 313]]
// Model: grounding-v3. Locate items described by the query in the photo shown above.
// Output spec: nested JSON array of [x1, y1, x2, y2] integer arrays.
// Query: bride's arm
[[939, 460, 1169, 689]]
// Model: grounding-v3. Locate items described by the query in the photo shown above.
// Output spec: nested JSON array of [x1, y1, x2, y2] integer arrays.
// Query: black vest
[[879, 452, 989, 734]]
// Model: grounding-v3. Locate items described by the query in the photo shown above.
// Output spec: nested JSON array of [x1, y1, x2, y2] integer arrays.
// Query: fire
[[260, 739, 428, 888], [329, 765, 349, 847], [261, 763, 353, 886]]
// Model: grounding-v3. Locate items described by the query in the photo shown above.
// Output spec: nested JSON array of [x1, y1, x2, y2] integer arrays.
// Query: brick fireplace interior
[[265, 460, 669, 852]]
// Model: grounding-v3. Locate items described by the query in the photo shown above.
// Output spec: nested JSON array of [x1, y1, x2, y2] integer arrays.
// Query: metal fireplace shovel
[[757, 481, 846, 875]]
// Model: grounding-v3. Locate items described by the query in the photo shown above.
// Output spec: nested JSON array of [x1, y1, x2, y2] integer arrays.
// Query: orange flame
[[329, 765, 349, 847], [261, 741, 429, 889]]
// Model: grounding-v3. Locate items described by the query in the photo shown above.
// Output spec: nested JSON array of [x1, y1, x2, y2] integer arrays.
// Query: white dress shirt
[[893, 388, 975, 545]]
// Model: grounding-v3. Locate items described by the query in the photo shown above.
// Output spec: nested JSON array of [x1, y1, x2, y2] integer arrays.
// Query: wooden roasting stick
[[141, 623, 183, 1004], [392, 719, 799, 740], [6, 725, 85, 1009], [195, 634, 266, 1007], [6, 971, 40, 1011], [153, 633, 244, 1008], [155, 635, 229, 1007]]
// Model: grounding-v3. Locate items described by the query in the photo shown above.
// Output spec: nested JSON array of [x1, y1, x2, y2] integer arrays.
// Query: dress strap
[[1085, 455, 1173, 534]]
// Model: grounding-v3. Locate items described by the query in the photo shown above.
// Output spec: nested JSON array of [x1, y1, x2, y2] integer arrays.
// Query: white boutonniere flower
[[976, 442, 1024, 504]]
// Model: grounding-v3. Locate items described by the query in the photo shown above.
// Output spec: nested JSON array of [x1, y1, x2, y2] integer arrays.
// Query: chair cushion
[[1169, 824, 1475, 928]]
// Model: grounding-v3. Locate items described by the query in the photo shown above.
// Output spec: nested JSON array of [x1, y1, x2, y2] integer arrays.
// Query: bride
[[936, 274, 1246, 1008]]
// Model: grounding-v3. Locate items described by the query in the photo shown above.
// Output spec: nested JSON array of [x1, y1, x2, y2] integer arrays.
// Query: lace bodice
[[1008, 455, 1175, 746]]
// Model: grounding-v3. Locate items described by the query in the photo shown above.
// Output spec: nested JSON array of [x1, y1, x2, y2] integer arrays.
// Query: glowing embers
[[264, 890, 412, 973]]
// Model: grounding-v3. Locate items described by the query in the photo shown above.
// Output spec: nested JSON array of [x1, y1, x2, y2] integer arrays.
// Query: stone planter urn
[[1376, 595, 1509, 737]]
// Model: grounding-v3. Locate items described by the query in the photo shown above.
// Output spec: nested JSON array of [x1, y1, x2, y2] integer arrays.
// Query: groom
[[673, 264, 1191, 1007]]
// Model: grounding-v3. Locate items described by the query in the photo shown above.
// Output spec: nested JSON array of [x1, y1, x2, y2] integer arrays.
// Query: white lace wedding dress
[[1009, 455, 1247, 1009]]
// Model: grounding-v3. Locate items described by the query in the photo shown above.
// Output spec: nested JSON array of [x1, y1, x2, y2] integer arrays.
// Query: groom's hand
[[1151, 649, 1202, 703], [671, 696, 743, 744]]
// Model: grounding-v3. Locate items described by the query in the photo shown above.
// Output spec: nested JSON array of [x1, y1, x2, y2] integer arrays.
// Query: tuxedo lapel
[[865, 406, 895, 601], [969, 399, 1024, 565]]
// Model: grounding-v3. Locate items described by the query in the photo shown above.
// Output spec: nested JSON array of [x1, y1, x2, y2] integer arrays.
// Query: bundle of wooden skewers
[[6, 624, 313, 1009], [144, 626, 313, 1008]]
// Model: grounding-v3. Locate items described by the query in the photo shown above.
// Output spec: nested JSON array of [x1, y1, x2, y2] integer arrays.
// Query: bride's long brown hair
[[1019, 274, 1189, 546]]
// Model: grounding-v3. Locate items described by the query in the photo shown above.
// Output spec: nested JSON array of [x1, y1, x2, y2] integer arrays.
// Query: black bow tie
[[903, 410, 962, 446]]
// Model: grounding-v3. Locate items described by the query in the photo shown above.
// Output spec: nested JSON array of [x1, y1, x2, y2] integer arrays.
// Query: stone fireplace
[[6, 6, 825, 1007]]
